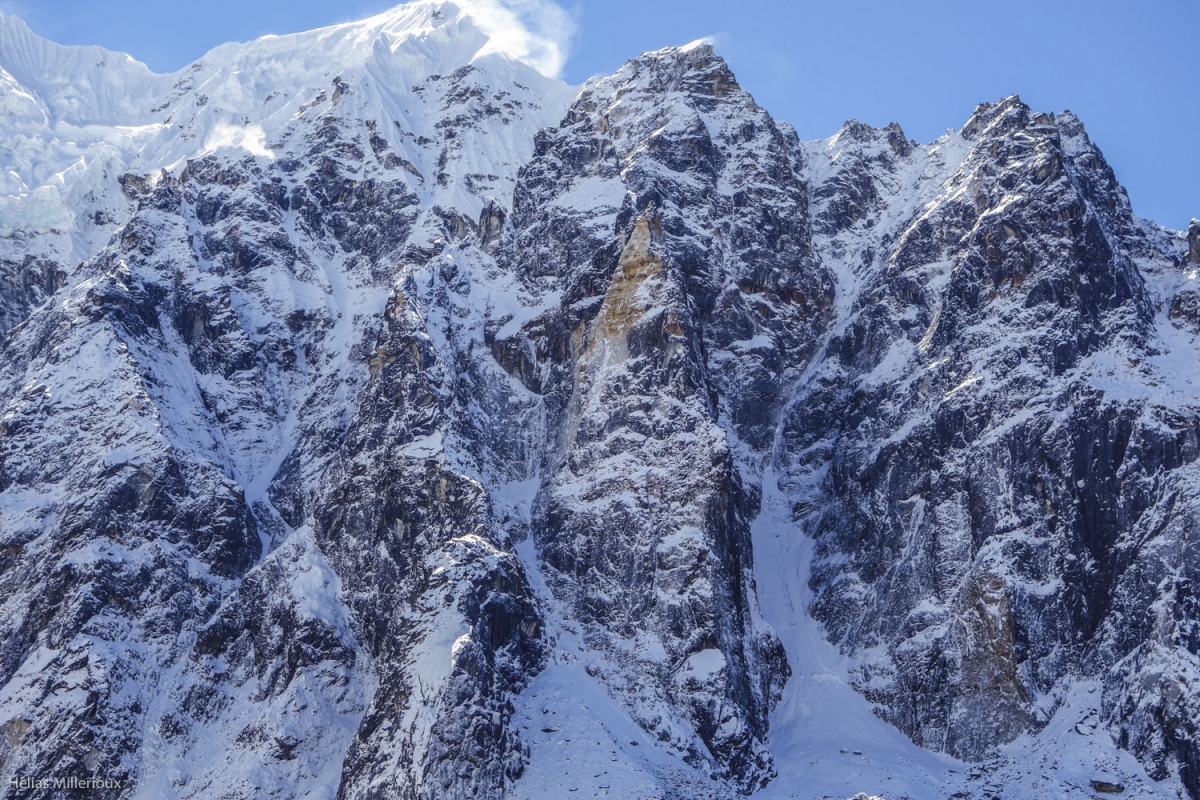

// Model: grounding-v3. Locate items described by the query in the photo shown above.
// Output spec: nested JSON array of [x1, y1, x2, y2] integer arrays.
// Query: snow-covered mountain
[[1, 3, 1197, 799]]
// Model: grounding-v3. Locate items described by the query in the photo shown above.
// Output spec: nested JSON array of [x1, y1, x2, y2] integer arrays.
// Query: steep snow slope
[[0, 3, 572, 321]]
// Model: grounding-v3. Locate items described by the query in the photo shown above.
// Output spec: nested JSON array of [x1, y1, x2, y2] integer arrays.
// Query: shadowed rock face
[[1, 15, 1200, 800], [488, 44, 831, 790], [312, 275, 548, 800], [0, 256, 64, 334], [781, 97, 1200, 794], [0, 40, 569, 797]]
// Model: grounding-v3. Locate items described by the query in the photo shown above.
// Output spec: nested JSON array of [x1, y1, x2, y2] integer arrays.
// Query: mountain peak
[[960, 93, 1031, 139], [586, 38, 745, 109], [341, 0, 573, 78], [0, 11, 165, 126]]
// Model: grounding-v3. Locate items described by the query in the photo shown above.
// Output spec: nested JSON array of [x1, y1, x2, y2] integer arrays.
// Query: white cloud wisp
[[452, 0, 576, 78]]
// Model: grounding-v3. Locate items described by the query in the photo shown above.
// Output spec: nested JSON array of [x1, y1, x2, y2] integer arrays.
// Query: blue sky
[[5, 0, 1197, 229]]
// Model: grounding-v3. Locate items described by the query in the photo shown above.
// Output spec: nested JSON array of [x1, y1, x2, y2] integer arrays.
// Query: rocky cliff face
[[493, 44, 838, 790], [0, 4, 1198, 800], [782, 97, 1200, 793]]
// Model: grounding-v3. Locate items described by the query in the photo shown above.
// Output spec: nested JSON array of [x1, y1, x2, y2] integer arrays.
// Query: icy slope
[[0, 3, 572, 315]]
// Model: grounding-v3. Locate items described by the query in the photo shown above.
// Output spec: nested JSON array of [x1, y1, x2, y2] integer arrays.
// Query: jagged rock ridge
[[0, 4, 1197, 799]]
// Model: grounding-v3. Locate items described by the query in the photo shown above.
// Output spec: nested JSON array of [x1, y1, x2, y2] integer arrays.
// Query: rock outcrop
[[784, 98, 1200, 793], [1, 5, 1198, 800]]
